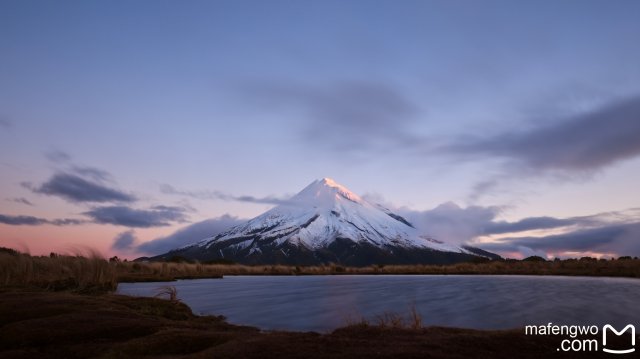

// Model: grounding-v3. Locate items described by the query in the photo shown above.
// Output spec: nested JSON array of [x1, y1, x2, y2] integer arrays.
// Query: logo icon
[[602, 324, 635, 354]]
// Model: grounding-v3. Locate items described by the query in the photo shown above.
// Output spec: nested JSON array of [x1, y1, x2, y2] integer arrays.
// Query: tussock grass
[[119, 256, 640, 279], [0, 248, 117, 293], [345, 303, 424, 330], [115, 261, 225, 282], [154, 285, 180, 303], [2, 246, 639, 293]]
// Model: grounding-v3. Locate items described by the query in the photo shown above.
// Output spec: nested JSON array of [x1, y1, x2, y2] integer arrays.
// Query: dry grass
[[153, 285, 180, 303], [345, 303, 424, 330], [118, 257, 640, 279], [2, 247, 639, 294], [0, 248, 117, 293], [115, 261, 225, 282]]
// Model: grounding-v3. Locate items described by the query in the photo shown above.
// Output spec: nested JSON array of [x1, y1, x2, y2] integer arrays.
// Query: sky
[[1, 0, 640, 259]]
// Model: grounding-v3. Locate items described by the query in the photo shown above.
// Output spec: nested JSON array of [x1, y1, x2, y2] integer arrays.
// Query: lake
[[117, 275, 640, 332]]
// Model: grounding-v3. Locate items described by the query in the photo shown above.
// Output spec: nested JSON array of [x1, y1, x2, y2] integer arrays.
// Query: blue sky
[[1, 0, 640, 259]]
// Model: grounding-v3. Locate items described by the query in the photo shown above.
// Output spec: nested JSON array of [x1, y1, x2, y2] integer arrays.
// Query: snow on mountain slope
[[186, 178, 471, 255]]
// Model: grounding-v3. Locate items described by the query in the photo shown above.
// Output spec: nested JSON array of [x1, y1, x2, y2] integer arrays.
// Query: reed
[[2, 246, 639, 293], [0, 248, 117, 293], [118, 256, 640, 278]]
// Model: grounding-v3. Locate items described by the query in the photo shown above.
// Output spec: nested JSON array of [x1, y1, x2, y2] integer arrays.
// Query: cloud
[[241, 80, 419, 152], [83, 205, 188, 228], [398, 202, 503, 245], [70, 165, 113, 182], [484, 216, 585, 235], [160, 184, 290, 205], [450, 95, 640, 172], [0, 214, 48, 226], [44, 150, 72, 163], [467, 179, 500, 202], [0, 214, 85, 226], [0, 116, 12, 130], [25, 172, 135, 203], [112, 230, 137, 251], [372, 197, 640, 257], [6, 197, 34, 206], [480, 222, 640, 257], [136, 215, 244, 254]]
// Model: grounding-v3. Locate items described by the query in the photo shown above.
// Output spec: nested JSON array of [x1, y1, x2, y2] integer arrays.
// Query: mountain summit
[[153, 178, 499, 265]]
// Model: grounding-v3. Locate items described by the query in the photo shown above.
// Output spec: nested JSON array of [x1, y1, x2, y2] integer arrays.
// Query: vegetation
[[1, 248, 639, 295], [113, 260, 223, 282], [0, 247, 117, 293], [345, 304, 424, 330], [1, 289, 633, 358], [118, 255, 640, 279]]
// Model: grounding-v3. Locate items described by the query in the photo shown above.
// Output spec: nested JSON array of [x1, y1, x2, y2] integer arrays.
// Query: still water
[[117, 275, 640, 332]]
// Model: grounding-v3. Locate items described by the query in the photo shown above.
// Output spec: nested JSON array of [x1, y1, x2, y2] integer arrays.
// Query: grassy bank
[[2, 289, 634, 358], [2, 248, 639, 293], [118, 255, 640, 279]]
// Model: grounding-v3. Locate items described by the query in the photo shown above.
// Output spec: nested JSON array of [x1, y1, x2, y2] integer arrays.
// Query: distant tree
[[0, 247, 19, 256]]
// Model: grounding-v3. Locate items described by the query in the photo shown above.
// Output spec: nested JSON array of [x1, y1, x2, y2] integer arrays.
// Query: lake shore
[[0, 288, 630, 358], [2, 250, 638, 357]]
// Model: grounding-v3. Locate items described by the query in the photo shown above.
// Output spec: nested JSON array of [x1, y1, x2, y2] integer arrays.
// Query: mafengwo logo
[[525, 323, 635, 354], [603, 324, 635, 354]]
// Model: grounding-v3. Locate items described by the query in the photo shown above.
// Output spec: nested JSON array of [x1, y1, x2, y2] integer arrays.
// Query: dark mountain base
[[152, 238, 492, 266]]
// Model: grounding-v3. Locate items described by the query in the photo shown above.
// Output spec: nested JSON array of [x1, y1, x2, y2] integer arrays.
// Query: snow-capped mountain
[[153, 178, 499, 265]]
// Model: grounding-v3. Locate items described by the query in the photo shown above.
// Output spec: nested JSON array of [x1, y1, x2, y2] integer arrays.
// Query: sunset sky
[[2, 0, 640, 259]]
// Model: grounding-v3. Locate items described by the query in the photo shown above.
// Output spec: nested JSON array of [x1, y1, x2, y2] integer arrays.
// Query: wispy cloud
[[69, 165, 113, 182], [241, 82, 640, 181], [136, 215, 243, 254], [6, 197, 34, 206], [83, 205, 188, 228], [0, 116, 12, 130], [160, 184, 290, 205], [24, 172, 135, 203], [44, 149, 72, 163], [111, 230, 137, 251], [241, 80, 419, 153], [0, 214, 85, 226]]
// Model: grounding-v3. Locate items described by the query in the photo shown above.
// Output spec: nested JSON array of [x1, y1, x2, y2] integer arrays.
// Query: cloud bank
[[390, 201, 640, 258], [136, 215, 243, 254], [448, 95, 640, 172]]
